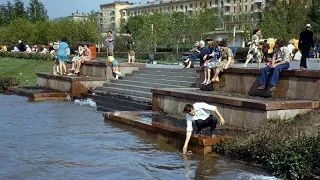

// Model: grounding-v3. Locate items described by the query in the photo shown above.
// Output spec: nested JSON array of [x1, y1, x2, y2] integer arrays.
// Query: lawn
[[0, 58, 52, 86]]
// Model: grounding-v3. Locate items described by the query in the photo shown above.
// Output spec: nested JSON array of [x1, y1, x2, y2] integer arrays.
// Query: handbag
[[293, 51, 302, 61]]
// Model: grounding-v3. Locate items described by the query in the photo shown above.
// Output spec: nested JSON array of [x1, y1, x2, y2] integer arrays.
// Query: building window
[[200, 2, 202, 7], [245, 5, 247, 12], [195, 3, 197, 8], [190, 3, 193, 8], [233, 7, 236, 13], [210, 1, 212, 6], [215, 0, 218, 5], [180, 5, 183, 10], [251, 5, 253, 11]]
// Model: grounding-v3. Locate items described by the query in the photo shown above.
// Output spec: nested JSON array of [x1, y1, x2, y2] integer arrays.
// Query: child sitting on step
[[107, 55, 122, 79]]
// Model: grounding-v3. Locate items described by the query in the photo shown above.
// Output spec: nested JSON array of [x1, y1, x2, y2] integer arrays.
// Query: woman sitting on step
[[201, 41, 221, 85], [81, 44, 92, 62], [211, 40, 235, 83]]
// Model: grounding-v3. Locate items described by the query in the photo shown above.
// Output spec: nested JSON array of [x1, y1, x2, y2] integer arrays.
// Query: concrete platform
[[36, 73, 106, 97], [152, 88, 319, 129], [6, 86, 67, 102], [196, 67, 320, 100], [79, 61, 145, 80], [103, 111, 229, 155]]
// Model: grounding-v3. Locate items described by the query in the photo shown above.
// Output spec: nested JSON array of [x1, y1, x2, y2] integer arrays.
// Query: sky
[[0, 0, 139, 18]]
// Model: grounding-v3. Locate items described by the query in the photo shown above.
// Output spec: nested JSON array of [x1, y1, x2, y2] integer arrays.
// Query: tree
[[12, 0, 27, 19], [260, 0, 310, 40], [308, 0, 320, 38], [27, 0, 48, 22]]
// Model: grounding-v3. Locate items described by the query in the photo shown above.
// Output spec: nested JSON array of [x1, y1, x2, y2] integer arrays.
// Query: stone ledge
[[151, 88, 319, 111], [7, 86, 67, 101], [103, 111, 228, 155], [196, 67, 320, 78], [36, 72, 106, 81]]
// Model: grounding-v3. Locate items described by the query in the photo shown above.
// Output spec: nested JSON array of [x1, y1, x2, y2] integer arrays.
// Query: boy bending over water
[[182, 102, 225, 154]]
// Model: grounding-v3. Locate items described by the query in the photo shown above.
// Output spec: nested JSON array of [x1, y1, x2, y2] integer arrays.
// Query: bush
[[0, 76, 19, 92], [213, 116, 320, 179], [0, 51, 76, 61]]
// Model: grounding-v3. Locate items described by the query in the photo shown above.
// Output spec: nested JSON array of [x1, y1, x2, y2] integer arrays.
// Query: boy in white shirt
[[182, 102, 225, 154]]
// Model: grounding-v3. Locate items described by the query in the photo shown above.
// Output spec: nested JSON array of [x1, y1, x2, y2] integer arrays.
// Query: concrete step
[[136, 68, 196, 73], [92, 90, 152, 104], [94, 98, 149, 112], [105, 81, 185, 89], [117, 77, 196, 87], [100, 83, 152, 93], [131, 70, 196, 76], [92, 94, 152, 110], [122, 74, 196, 82], [94, 87, 153, 99]]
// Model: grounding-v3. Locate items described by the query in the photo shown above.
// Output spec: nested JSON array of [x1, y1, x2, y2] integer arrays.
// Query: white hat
[[194, 41, 199, 46], [305, 24, 311, 28], [18, 40, 22, 43]]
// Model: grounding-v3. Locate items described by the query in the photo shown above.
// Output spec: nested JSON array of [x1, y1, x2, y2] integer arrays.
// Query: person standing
[[298, 24, 315, 70], [244, 29, 263, 68], [182, 102, 225, 154], [287, 41, 295, 60], [105, 31, 114, 56], [57, 38, 69, 75], [243, 29, 262, 68], [127, 30, 135, 63], [262, 40, 270, 62]]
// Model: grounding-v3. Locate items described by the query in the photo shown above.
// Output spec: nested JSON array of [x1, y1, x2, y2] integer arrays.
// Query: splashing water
[[74, 98, 97, 108]]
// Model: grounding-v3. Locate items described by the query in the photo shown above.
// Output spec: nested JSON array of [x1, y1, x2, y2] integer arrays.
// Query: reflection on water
[[0, 95, 278, 180]]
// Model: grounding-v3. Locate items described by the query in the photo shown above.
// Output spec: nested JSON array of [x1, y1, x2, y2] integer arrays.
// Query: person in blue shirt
[[57, 37, 69, 75], [201, 41, 221, 85]]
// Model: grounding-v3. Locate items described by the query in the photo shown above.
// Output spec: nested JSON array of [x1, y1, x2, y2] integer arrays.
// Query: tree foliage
[[260, 0, 310, 40], [121, 9, 220, 52], [27, 0, 48, 22], [308, 0, 320, 37]]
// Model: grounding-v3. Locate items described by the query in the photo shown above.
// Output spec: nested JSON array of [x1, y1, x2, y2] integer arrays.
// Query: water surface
[[0, 95, 278, 180]]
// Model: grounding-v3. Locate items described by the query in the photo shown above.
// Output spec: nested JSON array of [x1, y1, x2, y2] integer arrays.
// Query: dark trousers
[[195, 115, 218, 135], [300, 48, 310, 68]]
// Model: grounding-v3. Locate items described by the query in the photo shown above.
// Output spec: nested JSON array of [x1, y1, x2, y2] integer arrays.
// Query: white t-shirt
[[287, 44, 295, 53], [185, 102, 217, 132]]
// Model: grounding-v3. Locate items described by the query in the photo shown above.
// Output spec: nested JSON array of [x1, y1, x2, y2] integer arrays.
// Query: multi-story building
[[67, 10, 89, 22], [119, 0, 265, 31], [99, 1, 133, 33]]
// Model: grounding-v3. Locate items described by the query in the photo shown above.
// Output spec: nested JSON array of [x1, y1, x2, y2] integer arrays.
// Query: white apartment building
[[99, 1, 133, 33], [119, 0, 265, 31]]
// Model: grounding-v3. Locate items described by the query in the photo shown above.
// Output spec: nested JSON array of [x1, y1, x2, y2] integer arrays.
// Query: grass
[[0, 58, 52, 86]]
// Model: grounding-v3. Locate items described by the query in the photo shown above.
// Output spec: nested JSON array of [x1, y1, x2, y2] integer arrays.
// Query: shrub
[[213, 117, 320, 179], [0, 76, 19, 92], [0, 52, 76, 61]]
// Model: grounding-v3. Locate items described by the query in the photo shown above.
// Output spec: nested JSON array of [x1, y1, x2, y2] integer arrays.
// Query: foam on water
[[235, 173, 279, 180], [74, 98, 97, 108]]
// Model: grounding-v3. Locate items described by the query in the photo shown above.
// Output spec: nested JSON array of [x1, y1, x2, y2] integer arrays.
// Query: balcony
[[224, 11, 230, 15], [211, 4, 219, 8], [224, 3, 231, 7]]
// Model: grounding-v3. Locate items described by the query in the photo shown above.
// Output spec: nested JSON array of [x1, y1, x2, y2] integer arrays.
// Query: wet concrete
[[0, 95, 278, 180]]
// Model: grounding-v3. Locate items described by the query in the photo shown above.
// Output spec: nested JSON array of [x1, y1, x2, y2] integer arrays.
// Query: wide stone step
[[92, 90, 152, 103], [92, 94, 152, 110], [119, 77, 196, 87], [101, 83, 153, 92], [131, 73, 196, 79], [131, 70, 196, 76], [95, 87, 153, 99], [94, 98, 150, 112], [122, 74, 196, 82], [138, 68, 195, 72], [105, 81, 185, 89]]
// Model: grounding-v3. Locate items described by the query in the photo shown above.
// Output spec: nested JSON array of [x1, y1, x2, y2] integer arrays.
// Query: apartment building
[[99, 1, 133, 33], [119, 0, 265, 31]]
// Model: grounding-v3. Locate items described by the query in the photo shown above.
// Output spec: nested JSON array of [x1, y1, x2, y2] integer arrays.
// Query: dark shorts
[[194, 115, 218, 135]]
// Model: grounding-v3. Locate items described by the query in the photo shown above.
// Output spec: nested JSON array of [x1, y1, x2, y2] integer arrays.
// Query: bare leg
[[211, 68, 220, 83], [202, 67, 207, 84], [206, 68, 211, 84], [257, 54, 262, 69], [132, 56, 135, 63], [53, 62, 57, 75], [244, 54, 253, 67], [128, 54, 131, 63]]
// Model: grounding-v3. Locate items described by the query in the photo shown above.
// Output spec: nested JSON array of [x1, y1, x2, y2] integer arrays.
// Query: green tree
[[12, 0, 27, 19], [27, 0, 48, 22], [308, 0, 320, 38], [260, 0, 310, 40]]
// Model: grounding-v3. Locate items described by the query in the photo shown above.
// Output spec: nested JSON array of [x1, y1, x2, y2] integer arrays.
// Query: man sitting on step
[[182, 102, 225, 154]]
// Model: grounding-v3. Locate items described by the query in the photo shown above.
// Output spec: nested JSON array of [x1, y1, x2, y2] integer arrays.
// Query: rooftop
[[100, 1, 133, 7]]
